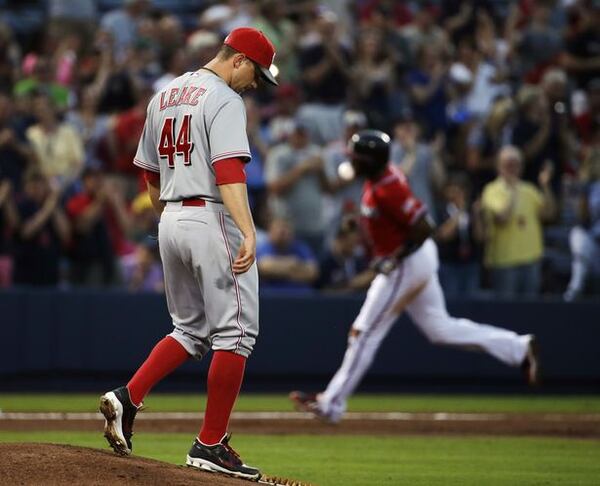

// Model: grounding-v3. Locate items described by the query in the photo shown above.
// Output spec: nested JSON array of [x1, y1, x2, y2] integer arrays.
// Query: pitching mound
[[0, 443, 248, 485]]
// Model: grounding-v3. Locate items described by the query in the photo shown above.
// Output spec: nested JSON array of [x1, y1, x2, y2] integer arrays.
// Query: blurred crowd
[[0, 0, 598, 300]]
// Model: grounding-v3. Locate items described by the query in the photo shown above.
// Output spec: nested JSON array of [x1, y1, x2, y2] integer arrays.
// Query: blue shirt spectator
[[257, 218, 319, 292], [407, 45, 448, 138]]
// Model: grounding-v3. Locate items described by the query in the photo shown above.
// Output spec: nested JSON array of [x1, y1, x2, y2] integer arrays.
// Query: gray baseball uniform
[[133, 70, 259, 358]]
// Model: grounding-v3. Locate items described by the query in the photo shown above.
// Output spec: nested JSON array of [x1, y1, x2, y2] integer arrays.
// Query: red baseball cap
[[224, 27, 278, 86]]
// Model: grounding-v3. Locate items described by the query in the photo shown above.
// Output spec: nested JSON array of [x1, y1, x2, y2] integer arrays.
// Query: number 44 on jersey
[[158, 115, 194, 168]]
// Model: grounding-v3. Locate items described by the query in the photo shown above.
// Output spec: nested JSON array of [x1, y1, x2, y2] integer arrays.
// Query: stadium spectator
[[0, 0, 595, 299], [561, 1, 600, 89], [316, 221, 371, 293], [185, 30, 220, 69], [0, 93, 34, 191], [13, 168, 70, 286], [153, 12, 185, 58], [66, 168, 130, 286], [0, 22, 21, 92], [26, 93, 84, 191], [322, 110, 367, 241], [265, 120, 329, 256], [564, 145, 600, 301], [267, 83, 302, 146], [401, 2, 447, 57], [106, 83, 153, 197], [435, 174, 484, 296], [466, 97, 516, 194], [296, 8, 352, 144], [0, 178, 17, 287], [244, 96, 270, 219], [95, 66, 138, 115], [13, 56, 70, 111], [99, 0, 149, 64], [455, 36, 510, 120], [407, 44, 449, 139], [66, 85, 114, 170], [481, 146, 556, 297], [390, 113, 446, 223], [47, 0, 97, 45], [252, 0, 298, 82], [129, 190, 158, 244], [510, 2, 563, 84], [511, 84, 567, 192], [349, 28, 396, 131], [446, 61, 476, 130], [256, 217, 319, 292], [153, 48, 188, 93], [440, 0, 496, 45], [359, 2, 413, 76], [473, 7, 508, 68], [572, 78, 600, 147], [120, 239, 163, 293]]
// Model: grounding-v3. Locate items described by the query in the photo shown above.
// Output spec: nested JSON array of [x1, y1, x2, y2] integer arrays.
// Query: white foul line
[[1, 411, 599, 422]]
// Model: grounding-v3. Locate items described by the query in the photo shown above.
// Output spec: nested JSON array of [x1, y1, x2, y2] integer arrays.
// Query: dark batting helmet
[[347, 129, 391, 179]]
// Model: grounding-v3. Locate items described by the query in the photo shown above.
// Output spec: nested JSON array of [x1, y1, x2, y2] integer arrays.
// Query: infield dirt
[[0, 443, 253, 486]]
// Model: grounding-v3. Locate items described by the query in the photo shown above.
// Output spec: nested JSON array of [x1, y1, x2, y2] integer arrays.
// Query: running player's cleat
[[288, 390, 338, 422], [99, 386, 140, 455], [289, 390, 320, 413]]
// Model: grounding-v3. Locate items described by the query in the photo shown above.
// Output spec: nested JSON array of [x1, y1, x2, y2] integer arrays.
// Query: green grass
[[0, 431, 599, 485], [1, 393, 599, 413]]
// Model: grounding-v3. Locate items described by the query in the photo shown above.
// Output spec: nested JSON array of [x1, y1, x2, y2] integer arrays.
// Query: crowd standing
[[0, 0, 598, 300]]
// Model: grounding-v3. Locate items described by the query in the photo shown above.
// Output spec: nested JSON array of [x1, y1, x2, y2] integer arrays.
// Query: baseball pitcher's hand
[[233, 235, 256, 274]]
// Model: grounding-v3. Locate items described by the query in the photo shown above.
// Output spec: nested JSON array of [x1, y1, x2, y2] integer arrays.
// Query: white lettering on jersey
[[159, 86, 207, 111]]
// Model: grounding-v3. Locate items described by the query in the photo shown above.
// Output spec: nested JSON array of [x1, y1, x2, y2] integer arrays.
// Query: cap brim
[[259, 65, 278, 86]]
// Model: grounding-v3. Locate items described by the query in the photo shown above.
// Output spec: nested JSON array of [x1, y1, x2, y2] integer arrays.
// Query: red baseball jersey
[[360, 165, 427, 257]]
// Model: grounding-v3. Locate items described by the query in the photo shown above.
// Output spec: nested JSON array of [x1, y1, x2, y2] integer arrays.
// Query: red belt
[[181, 197, 206, 207]]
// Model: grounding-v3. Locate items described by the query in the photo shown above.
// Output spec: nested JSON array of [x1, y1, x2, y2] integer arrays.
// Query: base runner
[[290, 130, 540, 423]]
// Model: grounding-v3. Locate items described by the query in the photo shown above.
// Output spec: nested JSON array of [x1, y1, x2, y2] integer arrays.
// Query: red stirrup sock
[[199, 351, 246, 445], [126, 336, 190, 406]]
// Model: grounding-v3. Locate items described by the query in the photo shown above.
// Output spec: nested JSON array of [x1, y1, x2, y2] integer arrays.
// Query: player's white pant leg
[[406, 273, 529, 366], [318, 267, 407, 422], [565, 226, 597, 298]]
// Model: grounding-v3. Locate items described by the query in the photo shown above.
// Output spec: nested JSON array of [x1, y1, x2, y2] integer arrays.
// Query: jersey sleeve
[[133, 105, 160, 173], [377, 177, 427, 226], [208, 97, 251, 164]]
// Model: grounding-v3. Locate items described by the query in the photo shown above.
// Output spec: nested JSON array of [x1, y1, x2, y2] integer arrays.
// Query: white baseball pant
[[317, 239, 531, 422]]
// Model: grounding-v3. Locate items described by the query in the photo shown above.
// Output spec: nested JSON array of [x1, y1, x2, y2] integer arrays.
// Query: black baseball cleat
[[522, 335, 541, 386], [186, 433, 260, 480], [99, 386, 140, 455]]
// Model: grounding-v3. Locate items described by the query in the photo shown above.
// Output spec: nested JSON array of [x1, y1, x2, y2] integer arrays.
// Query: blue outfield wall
[[0, 289, 599, 387]]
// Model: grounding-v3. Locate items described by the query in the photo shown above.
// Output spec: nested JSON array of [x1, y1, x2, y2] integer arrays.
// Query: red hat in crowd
[[224, 27, 278, 86]]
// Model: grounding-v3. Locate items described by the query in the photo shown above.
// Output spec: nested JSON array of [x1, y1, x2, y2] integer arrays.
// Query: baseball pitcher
[[99, 27, 277, 480]]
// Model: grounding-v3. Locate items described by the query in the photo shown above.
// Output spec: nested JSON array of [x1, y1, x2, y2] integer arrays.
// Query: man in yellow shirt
[[26, 95, 84, 189], [482, 145, 556, 297]]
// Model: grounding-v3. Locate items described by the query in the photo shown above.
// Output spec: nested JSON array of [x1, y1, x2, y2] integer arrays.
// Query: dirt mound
[[0, 443, 247, 486]]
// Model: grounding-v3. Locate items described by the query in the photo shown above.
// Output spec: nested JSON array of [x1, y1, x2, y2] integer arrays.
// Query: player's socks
[[198, 350, 246, 444], [126, 336, 190, 406]]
